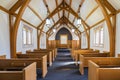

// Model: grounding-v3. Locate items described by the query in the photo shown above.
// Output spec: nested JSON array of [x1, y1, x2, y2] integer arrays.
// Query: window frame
[[94, 26, 104, 47], [22, 26, 33, 46]]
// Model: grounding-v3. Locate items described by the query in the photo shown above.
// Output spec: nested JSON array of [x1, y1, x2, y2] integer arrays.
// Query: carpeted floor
[[37, 48, 88, 80]]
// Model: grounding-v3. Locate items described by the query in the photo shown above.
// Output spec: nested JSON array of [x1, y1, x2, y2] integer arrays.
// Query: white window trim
[[94, 26, 104, 47]]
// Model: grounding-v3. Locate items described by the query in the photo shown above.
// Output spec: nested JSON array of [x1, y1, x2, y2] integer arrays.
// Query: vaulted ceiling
[[0, 0, 120, 36]]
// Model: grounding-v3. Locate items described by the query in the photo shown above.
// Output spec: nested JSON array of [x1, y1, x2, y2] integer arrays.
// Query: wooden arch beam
[[37, 2, 64, 29], [47, 17, 64, 34], [64, 16, 81, 34], [9, 0, 25, 13], [63, 2, 90, 48], [96, 0, 117, 56], [10, 0, 30, 58]]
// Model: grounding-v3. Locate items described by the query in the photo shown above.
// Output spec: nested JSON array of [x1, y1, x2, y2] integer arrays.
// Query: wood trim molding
[[55, 0, 60, 18], [0, 5, 37, 29], [0, 6, 10, 13], [96, 0, 116, 57], [9, 0, 24, 13], [67, 0, 72, 19], [90, 19, 105, 29], [10, 0, 30, 58]]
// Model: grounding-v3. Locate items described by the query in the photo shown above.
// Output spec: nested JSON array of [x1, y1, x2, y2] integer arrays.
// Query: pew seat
[[0, 61, 36, 80]]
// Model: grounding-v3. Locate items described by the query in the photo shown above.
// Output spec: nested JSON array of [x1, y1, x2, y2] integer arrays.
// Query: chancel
[[0, 0, 120, 80]]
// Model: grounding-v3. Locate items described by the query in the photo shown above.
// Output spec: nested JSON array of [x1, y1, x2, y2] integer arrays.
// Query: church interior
[[0, 0, 120, 80]]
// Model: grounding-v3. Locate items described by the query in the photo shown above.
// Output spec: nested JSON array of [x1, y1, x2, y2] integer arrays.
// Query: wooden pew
[[72, 49, 93, 59], [16, 54, 47, 78], [26, 50, 31, 53], [16, 52, 22, 54], [34, 49, 55, 61], [79, 53, 109, 75], [53, 48, 57, 57], [0, 61, 36, 80], [0, 55, 6, 59], [75, 50, 100, 65], [26, 51, 52, 66], [118, 54, 120, 57], [34, 49, 56, 58], [88, 58, 120, 80], [46, 48, 57, 58]]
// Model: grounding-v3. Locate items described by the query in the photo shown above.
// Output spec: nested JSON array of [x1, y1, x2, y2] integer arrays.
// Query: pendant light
[[46, 9, 51, 26], [72, 28, 75, 32], [53, 28, 56, 33], [77, 12, 82, 26]]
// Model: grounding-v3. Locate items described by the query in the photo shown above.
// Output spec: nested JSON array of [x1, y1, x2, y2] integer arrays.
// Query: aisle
[[38, 48, 88, 80]]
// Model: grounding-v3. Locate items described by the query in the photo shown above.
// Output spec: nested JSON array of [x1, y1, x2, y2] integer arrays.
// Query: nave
[[1, 0, 120, 80], [38, 48, 87, 80]]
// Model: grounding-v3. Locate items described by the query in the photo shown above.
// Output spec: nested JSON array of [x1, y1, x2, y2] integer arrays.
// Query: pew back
[[0, 62, 36, 80], [88, 59, 120, 80], [75, 50, 100, 65], [34, 49, 55, 61], [16, 55, 47, 77], [0, 55, 6, 59], [26, 51, 52, 66], [79, 53, 110, 75]]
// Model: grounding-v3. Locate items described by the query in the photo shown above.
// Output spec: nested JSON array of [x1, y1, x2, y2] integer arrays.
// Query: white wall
[[0, 10, 10, 58], [116, 13, 120, 56], [90, 21, 110, 52], [40, 32, 46, 49], [17, 21, 37, 53]]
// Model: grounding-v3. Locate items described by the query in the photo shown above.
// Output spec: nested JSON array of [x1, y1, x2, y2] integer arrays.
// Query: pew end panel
[[88, 60, 120, 80], [88, 60, 99, 80], [24, 62, 36, 80], [41, 55, 48, 78]]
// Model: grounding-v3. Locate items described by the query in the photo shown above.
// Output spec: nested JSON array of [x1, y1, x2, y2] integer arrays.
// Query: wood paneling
[[48, 40, 79, 49]]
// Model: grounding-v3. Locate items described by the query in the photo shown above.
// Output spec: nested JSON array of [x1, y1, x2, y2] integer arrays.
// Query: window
[[60, 35, 68, 44], [22, 26, 32, 45], [94, 26, 104, 47]]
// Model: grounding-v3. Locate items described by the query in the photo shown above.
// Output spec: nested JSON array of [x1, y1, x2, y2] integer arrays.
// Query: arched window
[[94, 26, 104, 47], [22, 26, 32, 45]]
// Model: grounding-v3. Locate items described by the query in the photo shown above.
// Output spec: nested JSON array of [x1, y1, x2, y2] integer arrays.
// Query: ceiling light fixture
[[72, 28, 75, 32], [53, 28, 56, 33], [77, 12, 82, 26], [46, 9, 51, 26]]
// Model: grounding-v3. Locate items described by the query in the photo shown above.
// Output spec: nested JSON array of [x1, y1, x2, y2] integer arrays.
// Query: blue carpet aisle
[[38, 48, 88, 80]]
